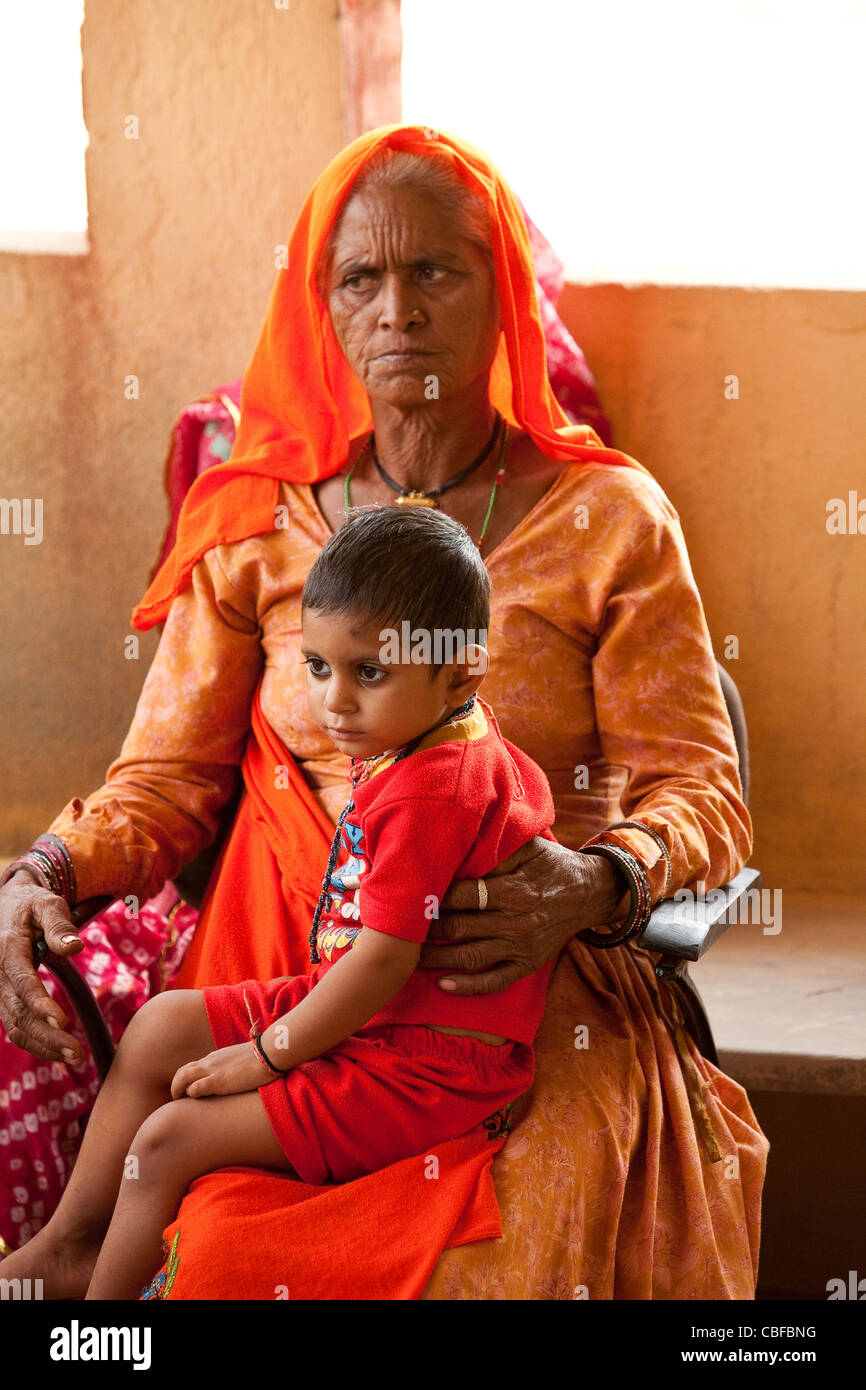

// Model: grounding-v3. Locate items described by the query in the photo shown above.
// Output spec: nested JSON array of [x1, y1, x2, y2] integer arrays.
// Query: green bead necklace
[[342, 421, 509, 553]]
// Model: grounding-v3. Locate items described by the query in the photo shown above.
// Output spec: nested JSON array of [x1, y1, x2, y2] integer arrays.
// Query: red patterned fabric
[[150, 380, 241, 580], [0, 885, 197, 1250]]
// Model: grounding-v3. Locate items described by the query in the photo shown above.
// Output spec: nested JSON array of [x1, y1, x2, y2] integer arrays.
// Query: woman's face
[[321, 183, 502, 408]]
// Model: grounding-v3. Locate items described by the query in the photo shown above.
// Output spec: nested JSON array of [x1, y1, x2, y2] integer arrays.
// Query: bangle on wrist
[[251, 1031, 285, 1077], [576, 843, 653, 949], [36, 834, 78, 907], [603, 820, 672, 897], [242, 989, 286, 1079], [0, 834, 77, 907], [1, 854, 57, 896]]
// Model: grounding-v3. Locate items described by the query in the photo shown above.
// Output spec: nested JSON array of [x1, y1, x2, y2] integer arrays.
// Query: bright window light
[[0, 0, 89, 254], [402, 0, 865, 290]]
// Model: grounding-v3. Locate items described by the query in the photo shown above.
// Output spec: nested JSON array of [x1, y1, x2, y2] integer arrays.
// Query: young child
[[0, 505, 557, 1300]]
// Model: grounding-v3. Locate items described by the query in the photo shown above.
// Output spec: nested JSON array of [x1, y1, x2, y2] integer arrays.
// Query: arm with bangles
[[171, 928, 420, 1098]]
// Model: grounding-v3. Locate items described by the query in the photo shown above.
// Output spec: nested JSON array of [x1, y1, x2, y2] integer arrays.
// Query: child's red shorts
[[203, 973, 535, 1185]]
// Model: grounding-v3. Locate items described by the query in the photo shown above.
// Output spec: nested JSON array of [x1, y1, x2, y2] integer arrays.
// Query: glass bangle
[[603, 820, 672, 897], [576, 843, 652, 949]]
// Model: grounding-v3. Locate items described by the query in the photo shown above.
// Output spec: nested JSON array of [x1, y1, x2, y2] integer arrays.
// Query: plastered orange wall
[[0, 0, 344, 846], [559, 284, 866, 894]]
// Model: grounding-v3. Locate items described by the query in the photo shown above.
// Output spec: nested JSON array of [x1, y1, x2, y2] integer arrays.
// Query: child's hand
[[170, 1042, 274, 1100]]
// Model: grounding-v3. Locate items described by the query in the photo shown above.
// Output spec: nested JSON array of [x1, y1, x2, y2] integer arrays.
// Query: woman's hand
[[0, 869, 87, 1064], [170, 1041, 274, 1100], [418, 837, 623, 995]]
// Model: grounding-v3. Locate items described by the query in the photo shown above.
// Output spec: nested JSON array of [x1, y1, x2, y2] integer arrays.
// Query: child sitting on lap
[[0, 505, 556, 1300]]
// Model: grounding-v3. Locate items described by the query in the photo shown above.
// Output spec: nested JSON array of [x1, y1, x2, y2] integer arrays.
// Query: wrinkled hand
[[0, 870, 87, 1064], [418, 837, 621, 996], [171, 1041, 274, 1099]]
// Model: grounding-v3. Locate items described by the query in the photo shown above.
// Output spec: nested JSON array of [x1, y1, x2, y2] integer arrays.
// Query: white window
[[0, 0, 89, 255], [402, 0, 865, 290]]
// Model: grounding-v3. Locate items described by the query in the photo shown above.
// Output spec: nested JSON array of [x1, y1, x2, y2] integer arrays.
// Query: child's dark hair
[[302, 505, 490, 676]]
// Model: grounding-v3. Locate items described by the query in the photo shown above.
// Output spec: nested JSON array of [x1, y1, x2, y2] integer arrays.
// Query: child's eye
[[357, 664, 386, 684], [302, 656, 329, 677]]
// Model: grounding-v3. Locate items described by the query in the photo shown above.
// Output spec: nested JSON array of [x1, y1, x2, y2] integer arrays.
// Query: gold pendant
[[395, 491, 438, 508]]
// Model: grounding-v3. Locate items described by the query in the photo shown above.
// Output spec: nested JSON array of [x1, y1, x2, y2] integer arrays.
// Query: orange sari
[[47, 124, 767, 1298]]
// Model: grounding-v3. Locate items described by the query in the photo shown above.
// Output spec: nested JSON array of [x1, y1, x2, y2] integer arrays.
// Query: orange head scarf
[[131, 122, 649, 632]]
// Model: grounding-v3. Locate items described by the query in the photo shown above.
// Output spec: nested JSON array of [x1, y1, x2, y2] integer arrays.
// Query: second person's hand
[[0, 869, 87, 1065], [419, 837, 622, 995]]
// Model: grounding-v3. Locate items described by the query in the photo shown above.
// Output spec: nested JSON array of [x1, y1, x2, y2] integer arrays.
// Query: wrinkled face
[[321, 183, 501, 407]]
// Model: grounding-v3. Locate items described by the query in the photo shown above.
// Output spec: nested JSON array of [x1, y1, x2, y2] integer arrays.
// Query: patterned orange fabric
[[47, 121, 767, 1296], [50, 464, 767, 1297]]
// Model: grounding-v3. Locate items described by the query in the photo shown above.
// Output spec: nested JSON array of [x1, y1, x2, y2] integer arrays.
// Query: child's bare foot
[[0, 1223, 101, 1300]]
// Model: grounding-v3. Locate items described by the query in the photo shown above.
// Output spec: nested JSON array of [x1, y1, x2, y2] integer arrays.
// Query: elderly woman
[[0, 124, 767, 1299]]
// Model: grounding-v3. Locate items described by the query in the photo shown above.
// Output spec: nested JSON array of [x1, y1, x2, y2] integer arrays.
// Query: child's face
[[302, 607, 482, 759]]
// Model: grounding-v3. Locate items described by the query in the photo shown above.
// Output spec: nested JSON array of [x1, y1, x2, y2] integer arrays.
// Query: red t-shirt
[[311, 697, 557, 1044]]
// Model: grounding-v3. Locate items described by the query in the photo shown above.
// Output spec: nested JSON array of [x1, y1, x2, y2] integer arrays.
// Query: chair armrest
[[637, 867, 762, 962]]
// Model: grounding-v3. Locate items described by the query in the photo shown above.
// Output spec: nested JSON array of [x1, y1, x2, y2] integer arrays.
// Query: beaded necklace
[[371, 411, 502, 505], [307, 693, 477, 963], [342, 423, 509, 552]]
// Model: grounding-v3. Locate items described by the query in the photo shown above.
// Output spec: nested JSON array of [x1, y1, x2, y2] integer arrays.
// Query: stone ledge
[[694, 889, 865, 1095], [716, 1050, 864, 1096]]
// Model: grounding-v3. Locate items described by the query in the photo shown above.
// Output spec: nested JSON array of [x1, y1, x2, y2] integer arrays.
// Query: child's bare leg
[[85, 1089, 294, 1300], [0, 989, 216, 1297]]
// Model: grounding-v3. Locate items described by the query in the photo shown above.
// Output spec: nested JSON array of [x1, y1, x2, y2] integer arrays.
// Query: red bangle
[[1, 854, 57, 895], [34, 834, 78, 906], [0, 834, 77, 906]]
